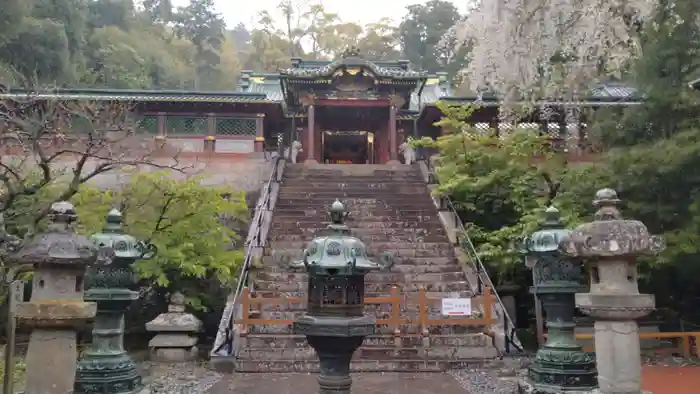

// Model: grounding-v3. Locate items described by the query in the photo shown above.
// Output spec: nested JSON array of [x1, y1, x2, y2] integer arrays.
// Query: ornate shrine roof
[[239, 68, 450, 113], [281, 47, 427, 79]]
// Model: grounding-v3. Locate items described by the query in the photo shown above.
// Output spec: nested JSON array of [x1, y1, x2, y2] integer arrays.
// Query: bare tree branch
[[0, 83, 191, 239]]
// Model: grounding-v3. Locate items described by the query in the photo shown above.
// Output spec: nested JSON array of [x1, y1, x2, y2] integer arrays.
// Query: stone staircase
[[236, 163, 499, 372]]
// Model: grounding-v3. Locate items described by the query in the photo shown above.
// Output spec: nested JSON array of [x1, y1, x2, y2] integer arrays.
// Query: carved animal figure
[[398, 141, 415, 165], [284, 140, 303, 163]]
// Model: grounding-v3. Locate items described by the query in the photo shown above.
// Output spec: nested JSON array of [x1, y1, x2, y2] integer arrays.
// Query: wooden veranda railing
[[236, 286, 497, 338]]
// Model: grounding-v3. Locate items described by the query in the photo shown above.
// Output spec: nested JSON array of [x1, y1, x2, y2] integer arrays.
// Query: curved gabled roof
[[281, 47, 427, 79]]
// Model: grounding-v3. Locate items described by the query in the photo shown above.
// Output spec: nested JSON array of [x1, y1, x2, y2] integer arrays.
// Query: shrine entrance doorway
[[322, 131, 374, 164]]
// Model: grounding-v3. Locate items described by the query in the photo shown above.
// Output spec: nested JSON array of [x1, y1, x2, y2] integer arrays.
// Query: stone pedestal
[[146, 292, 202, 362], [74, 291, 142, 394], [560, 189, 663, 394]]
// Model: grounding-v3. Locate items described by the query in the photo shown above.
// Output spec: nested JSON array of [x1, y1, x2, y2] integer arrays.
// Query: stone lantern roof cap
[[90, 208, 156, 261], [559, 189, 665, 258], [593, 188, 621, 208], [289, 200, 395, 273], [9, 201, 97, 267], [523, 206, 571, 257]]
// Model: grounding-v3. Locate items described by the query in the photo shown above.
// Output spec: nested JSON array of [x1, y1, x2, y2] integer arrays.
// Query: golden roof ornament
[[342, 46, 361, 58]]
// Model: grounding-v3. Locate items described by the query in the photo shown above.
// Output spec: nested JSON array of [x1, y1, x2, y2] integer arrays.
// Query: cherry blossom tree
[[442, 0, 653, 103]]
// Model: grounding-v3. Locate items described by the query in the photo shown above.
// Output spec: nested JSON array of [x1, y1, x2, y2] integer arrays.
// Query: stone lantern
[[290, 199, 394, 394], [74, 208, 157, 394], [518, 206, 597, 393], [560, 189, 664, 394], [10, 201, 98, 394]]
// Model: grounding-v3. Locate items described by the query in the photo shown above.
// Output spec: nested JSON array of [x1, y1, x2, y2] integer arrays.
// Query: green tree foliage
[[0, 0, 28, 47], [0, 96, 189, 305], [0, 0, 468, 87], [241, 0, 459, 65], [414, 103, 600, 281], [0, 0, 241, 89], [72, 172, 248, 309], [595, 0, 700, 323], [427, 0, 700, 322], [598, 0, 700, 146], [0, 18, 72, 82], [173, 0, 226, 89], [398, 0, 467, 76]]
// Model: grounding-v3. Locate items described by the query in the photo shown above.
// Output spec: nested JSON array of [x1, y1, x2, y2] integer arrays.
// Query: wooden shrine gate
[[235, 286, 497, 338]]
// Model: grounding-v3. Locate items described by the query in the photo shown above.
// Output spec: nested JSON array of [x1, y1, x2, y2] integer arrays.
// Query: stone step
[[253, 280, 471, 294], [268, 227, 448, 237], [267, 242, 454, 257], [277, 191, 430, 199], [234, 358, 485, 373], [246, 322, 484, 335], [281, 179, 426, 186], [262, 256, 459, 268], [285, 164, 419, 172], [257, 271, 466, 283], [254, 304, 476, 318], [250, 290, 474, 311], [281, 182, 424, 189], [284, 175, 425, 183], [278, 190, 428, 197], [270, 221, 445, 230], [268, 233, 448, 243], [273, 217, 442, 229], [284, 167, 421, 174], [238, 344, 493, 362], [269, 250, 453, 259], [280, 178, 425, 185], [273, 208, 435, 216], [243, 333, 491, 349], [251, 316, 483, 333], [275, 199, 434, 208], [262, 261, 464, 274]]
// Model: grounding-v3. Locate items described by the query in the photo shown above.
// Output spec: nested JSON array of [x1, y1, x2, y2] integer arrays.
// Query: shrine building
[[0, 48, 641, 164]]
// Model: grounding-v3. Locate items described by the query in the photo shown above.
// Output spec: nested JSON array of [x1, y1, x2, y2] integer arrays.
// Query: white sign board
[[9, 280, 25, 313], [441, 298, 472, 316]]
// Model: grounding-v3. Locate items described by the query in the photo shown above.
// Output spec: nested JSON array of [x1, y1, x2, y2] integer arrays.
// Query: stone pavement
[[642, 365, 700, 394], [207, 372, 469, 394]]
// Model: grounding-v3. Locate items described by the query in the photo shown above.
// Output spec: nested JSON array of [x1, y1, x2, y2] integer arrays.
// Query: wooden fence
[[235, 286, 496, 337]]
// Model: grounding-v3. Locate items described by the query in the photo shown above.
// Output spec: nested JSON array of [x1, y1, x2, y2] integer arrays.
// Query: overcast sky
[[208, 0, 468, 29]]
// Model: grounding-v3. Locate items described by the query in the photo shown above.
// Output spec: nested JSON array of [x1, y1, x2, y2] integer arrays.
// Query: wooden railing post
[[240, 287, 251, 337], [483, 286, 494, 324], [390, 286, 401, 347], [418, 287, 429, 341]]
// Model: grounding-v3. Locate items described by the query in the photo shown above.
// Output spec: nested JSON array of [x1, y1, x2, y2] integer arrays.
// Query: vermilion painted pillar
[[204, 113, 216, 153], [306, 105, 317, 163], [388, 105, 398, 163], [254, 114, 265, 152]]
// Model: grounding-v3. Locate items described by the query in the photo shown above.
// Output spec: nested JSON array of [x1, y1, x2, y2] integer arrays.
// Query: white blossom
[[443, 0, 655, 102]]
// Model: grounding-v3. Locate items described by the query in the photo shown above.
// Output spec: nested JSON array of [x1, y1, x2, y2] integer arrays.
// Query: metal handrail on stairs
[[424, 159, 524, 355], [211, 154, 282, 359]]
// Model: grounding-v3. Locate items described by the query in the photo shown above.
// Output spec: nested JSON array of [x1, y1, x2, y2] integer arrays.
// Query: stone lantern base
[[518, 381, 651, 394], [518, 380, 597, 394]]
